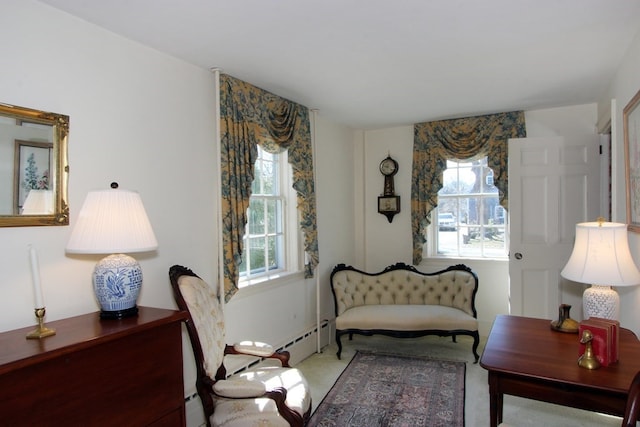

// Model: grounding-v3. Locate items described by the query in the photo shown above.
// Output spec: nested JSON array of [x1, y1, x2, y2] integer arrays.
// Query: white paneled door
[[509, 135, 600, 320]]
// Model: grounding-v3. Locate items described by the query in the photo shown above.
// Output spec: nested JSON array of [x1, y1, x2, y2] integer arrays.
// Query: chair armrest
[[232, 341, 274, 357], [213, 378, 267, 398], [225, 342, 291, 367]]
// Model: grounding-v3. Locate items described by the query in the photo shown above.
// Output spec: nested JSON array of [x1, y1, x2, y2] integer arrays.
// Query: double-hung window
[[238, 146, 300, 287], [429, 156, 508, 259]]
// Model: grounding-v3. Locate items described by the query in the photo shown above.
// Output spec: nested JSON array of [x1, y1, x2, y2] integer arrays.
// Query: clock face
[[380, 157, 398, 176]]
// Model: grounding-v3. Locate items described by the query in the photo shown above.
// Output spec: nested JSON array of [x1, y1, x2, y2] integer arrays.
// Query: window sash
[[431, 158, 508, 259], [240, 148, 299, 285]]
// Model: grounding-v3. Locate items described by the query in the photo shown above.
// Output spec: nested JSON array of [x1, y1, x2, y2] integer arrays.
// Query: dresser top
[[0, 306, 187, 374]]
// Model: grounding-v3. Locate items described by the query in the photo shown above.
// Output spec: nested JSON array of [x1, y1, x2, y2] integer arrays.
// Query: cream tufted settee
[[330, 262, 480, 362]]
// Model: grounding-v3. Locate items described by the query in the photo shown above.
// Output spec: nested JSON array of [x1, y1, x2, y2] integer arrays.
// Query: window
[[429, 157, 508, 258], [238, 146, 300, 286]]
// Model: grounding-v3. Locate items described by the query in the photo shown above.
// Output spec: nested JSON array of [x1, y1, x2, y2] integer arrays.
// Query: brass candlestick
[[26, 307, 56, 339]]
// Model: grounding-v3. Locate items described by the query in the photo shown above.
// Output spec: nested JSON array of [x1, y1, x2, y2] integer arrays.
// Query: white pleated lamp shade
[[561, 221, 640, 286], [66, 187, 158, 254]]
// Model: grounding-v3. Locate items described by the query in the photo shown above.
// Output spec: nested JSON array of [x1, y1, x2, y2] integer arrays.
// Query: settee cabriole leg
[[336, 332, 343, 360], [472, 331, 480, 363], [452, 335, 457, 343]]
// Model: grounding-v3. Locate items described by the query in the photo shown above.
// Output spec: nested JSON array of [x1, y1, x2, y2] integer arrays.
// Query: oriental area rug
[[308, 351, 466, 427]]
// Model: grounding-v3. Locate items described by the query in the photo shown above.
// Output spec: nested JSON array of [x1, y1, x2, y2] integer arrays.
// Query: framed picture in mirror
[[14, 140, 53, 214]]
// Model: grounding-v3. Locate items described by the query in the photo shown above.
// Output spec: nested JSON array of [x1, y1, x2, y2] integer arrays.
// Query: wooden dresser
[[0, 306, 188, 426]]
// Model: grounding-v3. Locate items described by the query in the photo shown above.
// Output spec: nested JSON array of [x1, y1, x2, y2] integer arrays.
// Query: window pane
[[266, 199, 277, 234], [457, 164, 475, 195], [484, 168, 498, 194], [482, 196, 501, 225], [494, 205, 506, 224], [249, 237, 265, 272], [262, 160, 276, 194], [459, 226, 481, 257], [437, 202, 458, 228], [252, 160, 262, 194], [482, 229, 507, 257], [466, 196, 482, 226], [248, 199, 265, 234], [437, 227, 459, 255], [267, 235, 277, 270], [261, 150, 275, 161], [440, 168, 458, 194], [238, 245, 247, 275]]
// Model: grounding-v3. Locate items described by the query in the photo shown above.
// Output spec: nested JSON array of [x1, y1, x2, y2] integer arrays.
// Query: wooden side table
[[480, 315, 640, 427], [0, 306, 188, 426]]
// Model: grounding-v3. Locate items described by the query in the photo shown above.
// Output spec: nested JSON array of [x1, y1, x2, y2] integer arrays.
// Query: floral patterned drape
[[219, 74, 318, 302], [411, 111, 526, 264]]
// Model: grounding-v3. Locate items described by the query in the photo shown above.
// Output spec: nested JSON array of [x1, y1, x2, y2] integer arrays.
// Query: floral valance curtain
[[219, 74, 318, 302], [411, 111, 526, 264]]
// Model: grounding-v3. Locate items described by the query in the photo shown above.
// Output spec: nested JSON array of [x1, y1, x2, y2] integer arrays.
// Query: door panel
[[509, 135, 599, 320]]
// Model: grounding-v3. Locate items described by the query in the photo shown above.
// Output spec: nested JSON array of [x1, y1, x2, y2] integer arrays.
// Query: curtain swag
[[411, 111, 526, 264], [219, 74, 319, 302]]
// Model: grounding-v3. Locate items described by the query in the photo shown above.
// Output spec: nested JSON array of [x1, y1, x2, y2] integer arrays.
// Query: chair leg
[[336, 332, 343, 360]]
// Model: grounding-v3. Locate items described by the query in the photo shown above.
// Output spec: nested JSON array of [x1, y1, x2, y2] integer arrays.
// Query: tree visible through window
[[432, 157, 508, 258]]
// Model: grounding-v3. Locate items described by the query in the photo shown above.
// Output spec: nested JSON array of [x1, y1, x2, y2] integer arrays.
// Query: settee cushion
[[335, 304, 479, 332]]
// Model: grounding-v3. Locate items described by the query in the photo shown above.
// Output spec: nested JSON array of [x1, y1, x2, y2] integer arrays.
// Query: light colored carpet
[[296, 334, 623, 427]]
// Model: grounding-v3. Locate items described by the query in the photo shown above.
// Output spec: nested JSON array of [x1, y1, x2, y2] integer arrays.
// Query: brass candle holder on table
[[26, 307, 56, 339]]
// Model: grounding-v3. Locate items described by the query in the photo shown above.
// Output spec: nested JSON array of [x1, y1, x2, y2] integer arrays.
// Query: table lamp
[[560, 219, 640, 320], [66, 183, 157, 319]]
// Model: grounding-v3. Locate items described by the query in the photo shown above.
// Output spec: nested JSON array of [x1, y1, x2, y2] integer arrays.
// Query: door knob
[[514, 252, 523, 260]]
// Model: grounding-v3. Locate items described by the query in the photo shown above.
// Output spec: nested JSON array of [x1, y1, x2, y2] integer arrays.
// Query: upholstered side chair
[[169, 265, 311, 427]]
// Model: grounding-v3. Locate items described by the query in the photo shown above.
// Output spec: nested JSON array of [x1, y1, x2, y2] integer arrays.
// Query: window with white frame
[[429, 157, 508, 258], [238, 146, 300, 286]]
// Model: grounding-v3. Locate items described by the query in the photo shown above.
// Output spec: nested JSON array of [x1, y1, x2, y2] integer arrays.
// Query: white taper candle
[[28, 245, 44, 308]]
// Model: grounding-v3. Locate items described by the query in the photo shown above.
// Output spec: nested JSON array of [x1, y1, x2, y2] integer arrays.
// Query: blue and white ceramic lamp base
[[93, 253, 143, 319]]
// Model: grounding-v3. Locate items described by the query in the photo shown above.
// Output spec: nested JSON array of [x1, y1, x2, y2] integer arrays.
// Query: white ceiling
[[38, 0, 640, 129]]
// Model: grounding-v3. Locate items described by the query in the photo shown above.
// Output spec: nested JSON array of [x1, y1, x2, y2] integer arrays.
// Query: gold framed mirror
[[0, 102, 69, 226]]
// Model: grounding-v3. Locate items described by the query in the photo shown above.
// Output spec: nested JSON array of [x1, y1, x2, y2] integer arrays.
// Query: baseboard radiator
[[184, 319, 333, 427]]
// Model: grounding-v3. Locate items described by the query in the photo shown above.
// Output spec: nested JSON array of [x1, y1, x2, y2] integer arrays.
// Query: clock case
[[378, 156, 400, 223]]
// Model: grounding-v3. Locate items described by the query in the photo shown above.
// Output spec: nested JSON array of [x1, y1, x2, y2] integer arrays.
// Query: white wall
[[356, 104, 599, 335], [599, 26, 640, 337], [355, 126, 415, 272], [0, 0, 218, 331], [0, 0, 355, 409]]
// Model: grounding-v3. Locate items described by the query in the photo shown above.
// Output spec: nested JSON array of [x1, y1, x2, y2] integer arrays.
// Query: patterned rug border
[[309, 350, 467, 426]]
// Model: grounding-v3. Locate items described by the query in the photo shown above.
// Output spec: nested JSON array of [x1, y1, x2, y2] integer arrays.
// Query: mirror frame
[[0, 103, 69, 227]]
